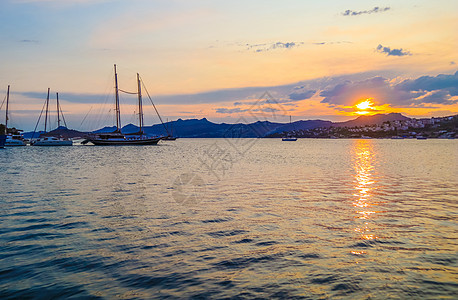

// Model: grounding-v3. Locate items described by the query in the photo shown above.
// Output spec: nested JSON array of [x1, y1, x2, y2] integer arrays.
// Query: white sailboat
[[3, 85, 27, 146], [163, 118, 177, 141], [82, 64, 163, 145], [282, 115, 298, 141], [31, 89, 72, 146]]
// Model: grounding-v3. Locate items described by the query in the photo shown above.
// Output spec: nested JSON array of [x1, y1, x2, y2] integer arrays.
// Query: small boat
[[83, 65, 163, 146], [163, 136, 177, 141], [282, 137, 298, 141], [31, 89, 73, 146], [416, 136, 427, 140], [282, 115, 297, 141], [162, 119, 177, 141]]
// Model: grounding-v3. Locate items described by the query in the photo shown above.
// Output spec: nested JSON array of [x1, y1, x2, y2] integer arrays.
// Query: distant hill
[[93, 126, 117, 133], [128, 118, 335, 138], [333, 113, 411, 128], [266, 120, 333, 135], [22, 126, 87, 139], [141, 118, 284, 138], [45, 127, 87, 139]]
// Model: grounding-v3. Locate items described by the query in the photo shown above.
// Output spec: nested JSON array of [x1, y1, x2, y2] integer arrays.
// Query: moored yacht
[[31, 136, 72, 146], [6, 134, 27, 146], [82, 65, 164, 146]]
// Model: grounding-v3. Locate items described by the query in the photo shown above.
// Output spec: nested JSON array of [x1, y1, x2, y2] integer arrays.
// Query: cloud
[[12, 0, 107, 4], [19, 39, 39, 44], [396, 71, 458, 97], [252, 107, 280, 113], [246, 42, 303, 53], [342, 7, 390, 16], [17, 91, 110, 104], [215, 107, 247, 114], [289, 90, 316, 101], [216, 106, 280, 114], [419, 90, 457, 104], [376, 44, 411, 56], [320, 77, 408, 106], [16, 71, 396, 107], [320, 71, 458, 107]]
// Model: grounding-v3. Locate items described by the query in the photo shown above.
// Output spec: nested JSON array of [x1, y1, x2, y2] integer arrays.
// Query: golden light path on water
[[351, 140, 379, 255]]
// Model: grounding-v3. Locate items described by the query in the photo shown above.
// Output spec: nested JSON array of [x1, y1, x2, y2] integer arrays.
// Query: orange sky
[[0, 0, 457, 130]]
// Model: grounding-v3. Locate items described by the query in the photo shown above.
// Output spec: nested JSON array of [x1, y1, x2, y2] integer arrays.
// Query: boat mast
[[44, 88, 50, 132], [56, 92, 61, 128], [5, 85, 10, 131], [114, 64, 121, 132], [137, 73, 144, 134]]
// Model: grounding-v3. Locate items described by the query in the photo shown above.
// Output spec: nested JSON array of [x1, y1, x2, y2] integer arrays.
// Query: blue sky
[[0, 0, 457, 131]]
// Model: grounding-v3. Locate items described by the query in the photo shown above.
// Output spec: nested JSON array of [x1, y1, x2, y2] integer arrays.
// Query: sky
[[0, 0, 457, 131]]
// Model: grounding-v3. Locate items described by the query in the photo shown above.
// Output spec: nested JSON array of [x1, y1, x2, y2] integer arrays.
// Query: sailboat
[[162, 118, 177, 141], [82, 65, 163, 145], [3, 85, 27, 146], [30, 89, 73, 146], [282, 115, 298, 141]]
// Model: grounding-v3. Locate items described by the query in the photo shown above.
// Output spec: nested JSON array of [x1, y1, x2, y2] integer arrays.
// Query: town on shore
[[267, 114, 457, 139]]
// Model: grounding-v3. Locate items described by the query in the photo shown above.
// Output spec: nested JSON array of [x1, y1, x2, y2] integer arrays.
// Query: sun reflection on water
[[352, 140, 379, 243]]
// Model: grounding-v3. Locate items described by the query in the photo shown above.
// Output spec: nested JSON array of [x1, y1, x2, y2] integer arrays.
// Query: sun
[[356, 99, 373, 110]]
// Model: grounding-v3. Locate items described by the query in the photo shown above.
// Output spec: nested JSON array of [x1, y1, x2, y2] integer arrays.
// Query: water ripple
[[0, 139, 456, 298]]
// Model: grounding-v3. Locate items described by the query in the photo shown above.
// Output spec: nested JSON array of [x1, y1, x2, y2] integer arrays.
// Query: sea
[[0, 138, 457, 299]]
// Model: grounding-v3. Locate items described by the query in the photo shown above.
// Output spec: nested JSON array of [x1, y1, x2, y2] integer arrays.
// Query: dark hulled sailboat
[[83, 65, 163, 146]]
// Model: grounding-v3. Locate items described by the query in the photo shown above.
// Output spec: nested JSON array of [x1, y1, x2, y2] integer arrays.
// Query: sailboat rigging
[[82, 64, 164, 145], [282, 115, 298, 141], [31, 88, 72, 146], [163, 118, 177, 141]]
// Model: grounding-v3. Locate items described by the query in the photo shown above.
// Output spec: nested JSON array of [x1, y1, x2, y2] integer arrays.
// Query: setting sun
[[356, 100, 373, 110], [354, 99, 376, 115]]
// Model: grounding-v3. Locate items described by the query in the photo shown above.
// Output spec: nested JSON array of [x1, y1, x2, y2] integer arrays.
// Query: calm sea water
[[0, 139, 457, 299]]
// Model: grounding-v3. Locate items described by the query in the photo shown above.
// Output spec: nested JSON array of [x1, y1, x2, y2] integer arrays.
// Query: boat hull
[[0, 135, 6, 148], [31, 137, 73, 146], [5, 136, 27, 146], [87, 137, 162, 145], [32, 140, 73, 146]]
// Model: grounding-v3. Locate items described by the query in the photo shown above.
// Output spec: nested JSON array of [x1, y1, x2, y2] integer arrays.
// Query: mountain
[[142, 118, 284, 138], [266, 120, 333, 135], [22, 126, 87, 139], [93, 126, 117, 133], [333, 113, 411, 128]]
